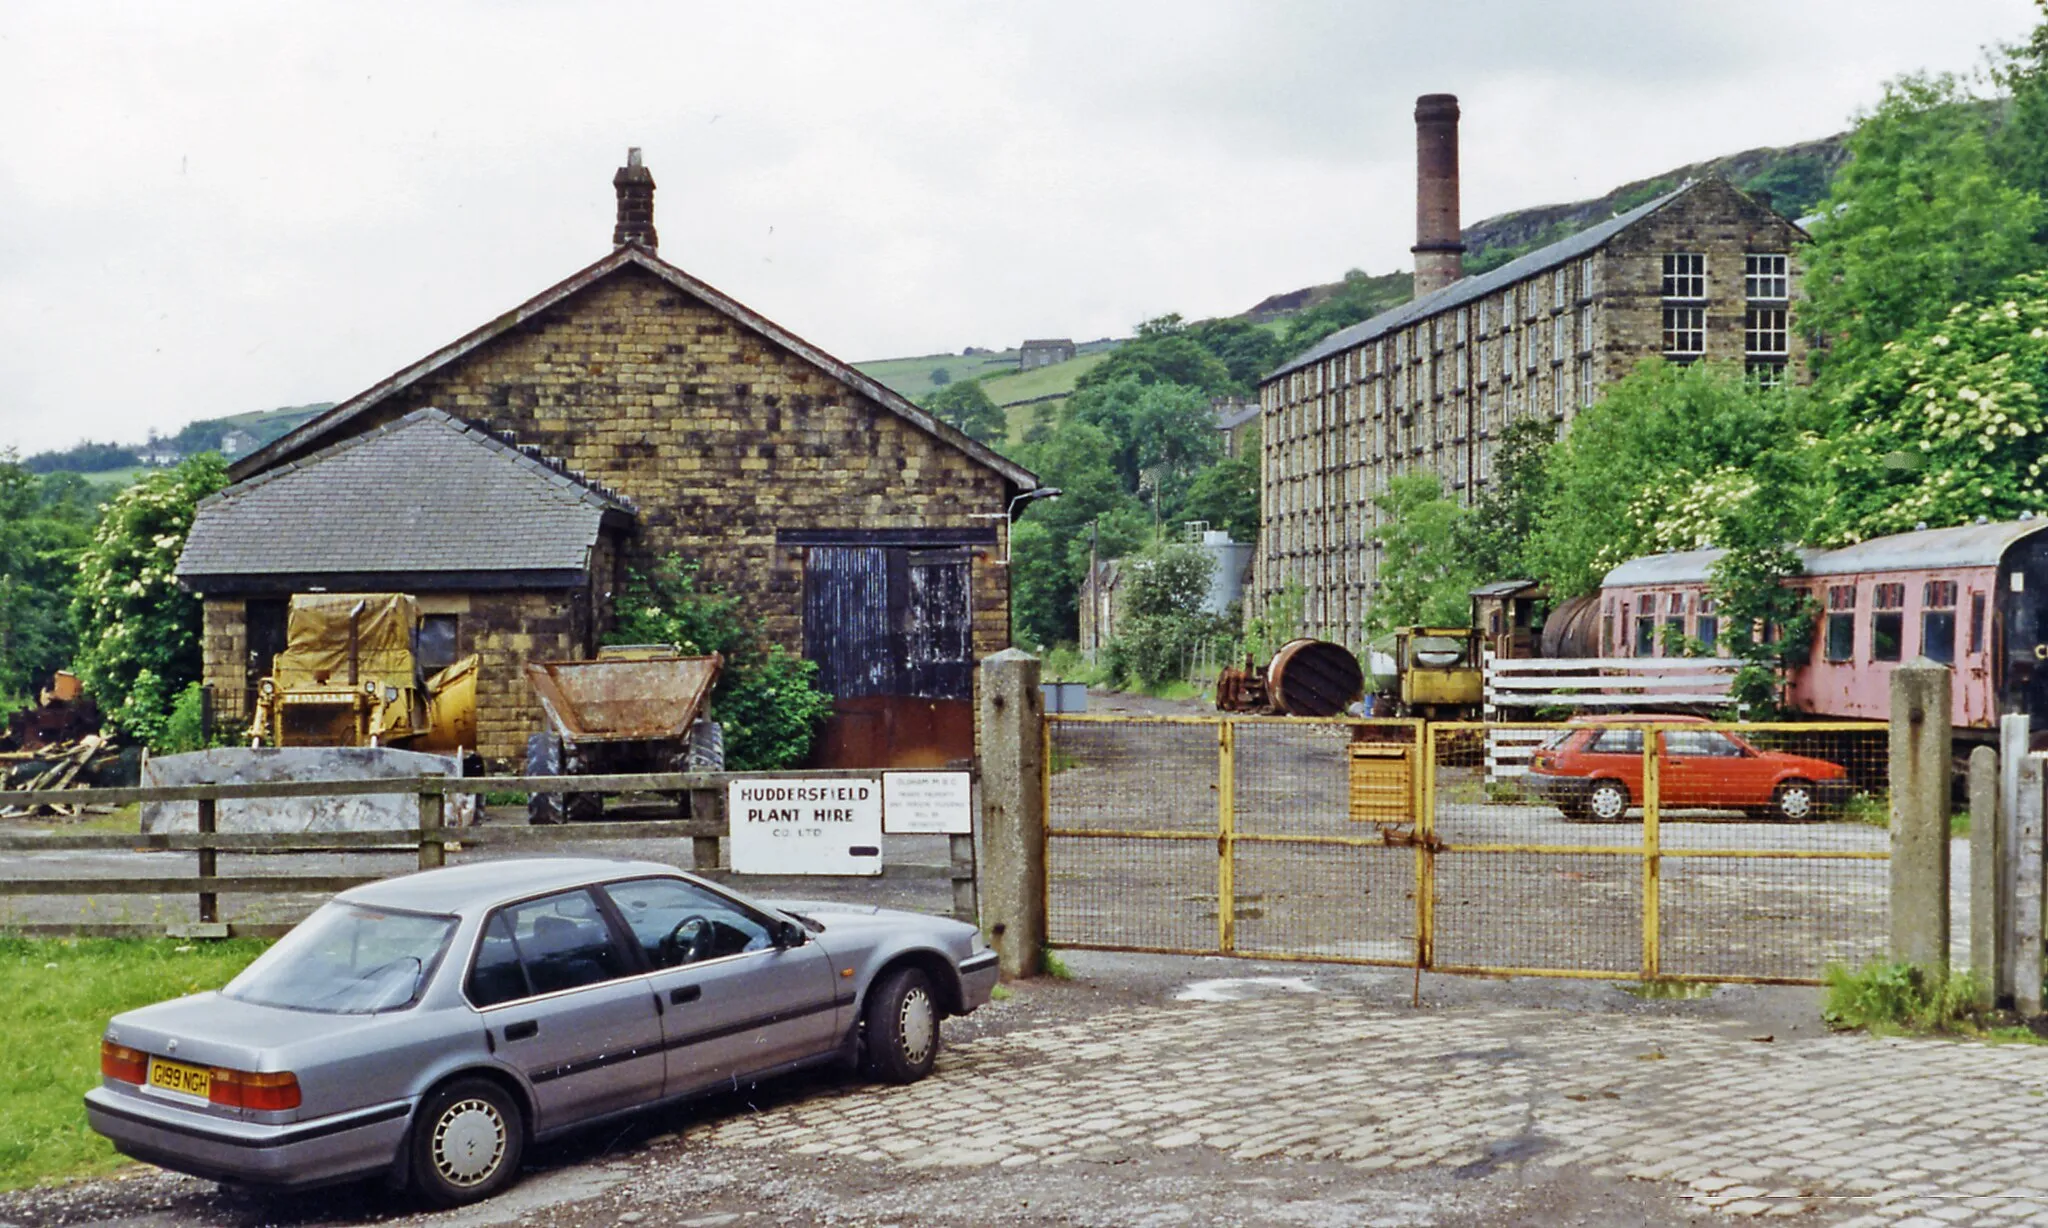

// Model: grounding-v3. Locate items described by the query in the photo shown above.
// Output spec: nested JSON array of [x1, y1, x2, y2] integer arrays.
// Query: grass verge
[[0, 935, 268, 1191], [1822, 960, 2044, 1043]]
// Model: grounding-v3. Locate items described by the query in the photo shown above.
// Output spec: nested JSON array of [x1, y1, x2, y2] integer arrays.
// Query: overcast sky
[[0, 1, 2038, 455]]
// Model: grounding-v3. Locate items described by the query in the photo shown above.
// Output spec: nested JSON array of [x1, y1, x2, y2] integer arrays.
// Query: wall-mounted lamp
[[969, 486, 1063, 564]]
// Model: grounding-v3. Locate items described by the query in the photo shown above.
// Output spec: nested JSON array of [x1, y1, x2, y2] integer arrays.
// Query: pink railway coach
[[1588, 519, 2048, 734]]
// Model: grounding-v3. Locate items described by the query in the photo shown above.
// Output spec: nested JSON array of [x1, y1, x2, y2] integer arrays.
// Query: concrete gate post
[[979, 649, 1045, 978], [1889, 659, 1951, 976], [1968, 745, 2001, 1008]]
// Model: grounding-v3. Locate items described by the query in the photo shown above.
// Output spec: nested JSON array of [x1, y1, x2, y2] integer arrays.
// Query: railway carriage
[[1591, 519, 2048, 734]]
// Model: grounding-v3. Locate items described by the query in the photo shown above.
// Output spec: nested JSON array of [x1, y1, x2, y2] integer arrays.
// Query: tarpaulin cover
[[272, 593, 419, 687]]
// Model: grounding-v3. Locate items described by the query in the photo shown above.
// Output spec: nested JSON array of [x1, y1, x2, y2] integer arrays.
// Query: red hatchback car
[[1525, 716, 1851, 822]]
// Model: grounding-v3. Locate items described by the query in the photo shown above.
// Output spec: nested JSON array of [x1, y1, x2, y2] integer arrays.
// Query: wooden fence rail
[[0, 771, 977, 936]]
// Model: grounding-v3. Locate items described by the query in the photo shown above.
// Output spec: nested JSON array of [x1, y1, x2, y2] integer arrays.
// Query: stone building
[[1255, 97, 1808, 647], [1017, 338, 1076, 369], [181, 149, 1038, 769]]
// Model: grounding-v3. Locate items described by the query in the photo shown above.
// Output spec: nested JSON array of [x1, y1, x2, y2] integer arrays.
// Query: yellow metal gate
[[1044, 715, 1890, 985]]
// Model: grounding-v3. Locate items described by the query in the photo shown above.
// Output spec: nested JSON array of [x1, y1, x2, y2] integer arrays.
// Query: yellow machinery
[[248, 594, 478, 754], [1393, 626, 1482, 718]]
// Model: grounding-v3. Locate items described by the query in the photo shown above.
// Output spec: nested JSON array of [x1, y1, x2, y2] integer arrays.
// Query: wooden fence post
[[196, 796, 217, 924], [690, 788, 722, 872], [1969, 745, 2002, 1009], [979, 649, 1045, 978], [1888, 659, 1950, 976], [418, 788, 445, 871]]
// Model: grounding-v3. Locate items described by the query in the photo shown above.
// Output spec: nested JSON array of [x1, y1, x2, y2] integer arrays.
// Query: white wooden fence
[[1482, 654, 1739, 779]]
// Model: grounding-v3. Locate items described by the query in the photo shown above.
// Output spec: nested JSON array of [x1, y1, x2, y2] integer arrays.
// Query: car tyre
[[1773, 779, 1818, 823], [411, 1078, 524, 1208], [862, 966, 939, 1085], [1587, 779, 1631, 823]]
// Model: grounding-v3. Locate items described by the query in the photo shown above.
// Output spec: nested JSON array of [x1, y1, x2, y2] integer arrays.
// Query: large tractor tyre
[[524, 733, 566, 826]]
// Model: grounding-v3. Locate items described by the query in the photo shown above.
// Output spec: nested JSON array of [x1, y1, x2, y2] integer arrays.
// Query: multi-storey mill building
[[1254, 95, 1810, 647]]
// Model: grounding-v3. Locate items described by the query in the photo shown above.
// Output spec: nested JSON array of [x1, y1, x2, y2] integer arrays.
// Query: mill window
[[1503, 329, 1517, 373], [1554, 268, 1569, 310], [1662, 253, 1706, 300], [1825, 585, 1857, 662], [1747, 361, 1785, 390], [1872, 582, 1905, 663], [1478, 301, 1492, 334], [1744, 253, 1788, 301], [1745, 307, 1788, 356], [1663, 307, 1705, 356], [1578, 356, 1597, 408], [1922, 580, 1957, 665]]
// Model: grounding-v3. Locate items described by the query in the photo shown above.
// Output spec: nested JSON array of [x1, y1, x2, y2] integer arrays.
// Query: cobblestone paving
[[691, 996, 2048, 1226]]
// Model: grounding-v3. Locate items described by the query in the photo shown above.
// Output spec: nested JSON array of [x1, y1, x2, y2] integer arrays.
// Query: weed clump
[[1822, 961, 2038, 1040]]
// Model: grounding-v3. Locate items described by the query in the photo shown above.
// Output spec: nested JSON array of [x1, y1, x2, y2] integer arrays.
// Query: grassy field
[[853, 351, 1019, 402], [980, 350, 1109, 407], [0, 935, 268, 1191]]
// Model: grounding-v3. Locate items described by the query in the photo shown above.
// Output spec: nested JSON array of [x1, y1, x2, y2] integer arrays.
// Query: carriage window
[[1825, 585, 1857, 662], [1635, 605, 1656, 656], [1664, 593, 1687, 649], [1696, 595, 1719, 653], [1872, 583, 1905, 662], [1971, 591, 1987, 655], [1921, 580, 1957, 665]]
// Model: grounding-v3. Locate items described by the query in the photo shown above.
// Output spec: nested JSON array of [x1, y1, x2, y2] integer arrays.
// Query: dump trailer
[[248, 593, 479, 753], [523, 647, 724, 824]]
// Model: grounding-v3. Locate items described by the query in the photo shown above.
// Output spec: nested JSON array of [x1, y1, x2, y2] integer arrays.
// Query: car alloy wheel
[[1775, 779, 1816, 822], [413, 1078, 524, 1207], [1588, 780, 1630, 822], [863, 966, 940, 1084]]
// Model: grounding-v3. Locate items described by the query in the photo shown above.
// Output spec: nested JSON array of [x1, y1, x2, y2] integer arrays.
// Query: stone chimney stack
[[1411, 94, 1464, 298], [613, 147, 657, 252]]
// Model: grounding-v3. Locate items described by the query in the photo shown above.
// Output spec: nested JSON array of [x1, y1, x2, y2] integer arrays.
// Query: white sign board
[[883, 771, 974, 835], [728, 779, 883, 876]]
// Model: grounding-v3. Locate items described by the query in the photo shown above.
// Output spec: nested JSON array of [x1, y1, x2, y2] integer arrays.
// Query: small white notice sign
[[728, 779, 883, 876], [883, 771, 974, 835]]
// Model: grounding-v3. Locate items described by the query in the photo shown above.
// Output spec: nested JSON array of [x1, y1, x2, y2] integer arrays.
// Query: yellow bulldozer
[[247, 593, 478, 753]]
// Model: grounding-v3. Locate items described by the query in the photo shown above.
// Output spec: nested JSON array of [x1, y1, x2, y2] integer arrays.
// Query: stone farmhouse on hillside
[[1255, 95, 1809, 648], [177, 149, 1039, 770]]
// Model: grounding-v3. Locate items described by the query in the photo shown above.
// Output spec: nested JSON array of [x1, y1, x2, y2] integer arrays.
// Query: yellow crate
[[1349, 742, 1414, 823]]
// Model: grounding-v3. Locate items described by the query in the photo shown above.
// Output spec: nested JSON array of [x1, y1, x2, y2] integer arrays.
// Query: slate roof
[[1269, 182, 1704, 382], [1599, 519, 2048, 588], [230, 246, 1038, 492], [178, 408, 634, 580]]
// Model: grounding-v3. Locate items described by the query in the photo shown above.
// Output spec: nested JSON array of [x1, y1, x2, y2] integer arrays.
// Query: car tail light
[[209, 1068, 302, 1112], [100, 1041, 147, 1085]]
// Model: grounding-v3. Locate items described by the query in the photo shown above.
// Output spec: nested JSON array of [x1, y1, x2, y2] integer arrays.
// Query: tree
[[1367, 473, 1478, 635], [69, 454, 228, 744], [1184, 318, 1289, 392], [606, 557, 833, 771], [1076, 315, 1233, 396], [1801, 73, 2048, 380], [1102, 540, 1221, 689], [929, 366, 952, 387], [1064, 376, 1220, 509], [1277, 270, 1413, 354], [0, 457, 97, 703], [1819, 273, 2048, 542], [1179, 450, 1260, 542], [923, 379, 1007, 444], [1454, 419, 1554, 582], [1008, 422, 1144, 646]]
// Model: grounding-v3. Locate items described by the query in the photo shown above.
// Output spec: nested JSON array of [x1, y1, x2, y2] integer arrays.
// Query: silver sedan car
[[86, 857, 998, 1205]]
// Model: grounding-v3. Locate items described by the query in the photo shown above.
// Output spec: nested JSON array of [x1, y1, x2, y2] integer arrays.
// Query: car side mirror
[[776, 920, 807, 948]]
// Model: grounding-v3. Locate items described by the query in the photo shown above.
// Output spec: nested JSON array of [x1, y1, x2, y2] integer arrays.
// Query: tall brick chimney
[[1411, 94, 1464, 298], [613, 147, 657, 252]]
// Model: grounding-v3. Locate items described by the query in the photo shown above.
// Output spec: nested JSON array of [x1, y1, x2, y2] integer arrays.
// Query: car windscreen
[[223, 902, 456, 1014]]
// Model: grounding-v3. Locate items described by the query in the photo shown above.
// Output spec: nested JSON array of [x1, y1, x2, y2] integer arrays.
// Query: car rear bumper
[[958, 950, 999, 1012], [84, 1086, 411, 1188]]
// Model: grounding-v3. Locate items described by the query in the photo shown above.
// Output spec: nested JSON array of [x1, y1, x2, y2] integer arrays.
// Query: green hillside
[[854, 352, 1019, 403]]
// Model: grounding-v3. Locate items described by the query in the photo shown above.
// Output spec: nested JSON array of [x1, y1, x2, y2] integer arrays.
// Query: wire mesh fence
[[1046, 714, 1892, 985]]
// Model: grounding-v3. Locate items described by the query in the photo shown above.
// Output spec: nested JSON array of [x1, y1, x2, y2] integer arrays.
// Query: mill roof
[[230, 245, 1038, 492], [178, 408, 633, 582], [1269, 181, 1703, 382]]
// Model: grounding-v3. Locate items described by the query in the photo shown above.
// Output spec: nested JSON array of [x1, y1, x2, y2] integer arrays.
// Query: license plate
[[147, 1057, 211, 1101]]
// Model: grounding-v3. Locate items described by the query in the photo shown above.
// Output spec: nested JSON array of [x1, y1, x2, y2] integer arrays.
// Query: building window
[[1580, 255, 1597, 299], [1747, 361, 1785, 390], [1503, 329, 1517, 374], [1552, 314, 1568, 361], [1576, 305, 1591, 351], [1745, 253, 1788, 301], [419, 615, 461, 672], [1554, 268, 1569, 310], [1662, 253, 1706, 300], [1553, 371, 1569, 418], [1872, 582, 1905, 662], [1457, 311, 1469, 345], [1457, 347, 1468, 390], [1663, 306, 1704, 356], [1825, 585, 1856, 662], [1477, 339, 1489, 384], [1697, 595, 1719, 653], [1923, 580, 1958, 665], [1745, 306, 1787, 356], [1396, 332, 1408, 364], [1502, 288, 1516, 321], [1478, 301, 1491, 334], [1578, 356, 1596, 408]]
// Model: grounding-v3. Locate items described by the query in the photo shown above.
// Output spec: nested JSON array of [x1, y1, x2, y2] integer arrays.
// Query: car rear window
[[223, 902, 455, 1014]]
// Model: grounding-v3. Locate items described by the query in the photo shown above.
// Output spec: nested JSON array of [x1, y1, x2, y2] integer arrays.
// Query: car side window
[[1588, 730, 1642, 755], [494, 889, 633, 997], [467, 912, 531, 1008], [602, 877, 774, 970], [1667, 731, 1743, 758]]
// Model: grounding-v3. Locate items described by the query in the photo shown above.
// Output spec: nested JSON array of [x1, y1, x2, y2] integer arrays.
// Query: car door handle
[[503, 1020, 539, 1042], [670, 985, 701, 1006]]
